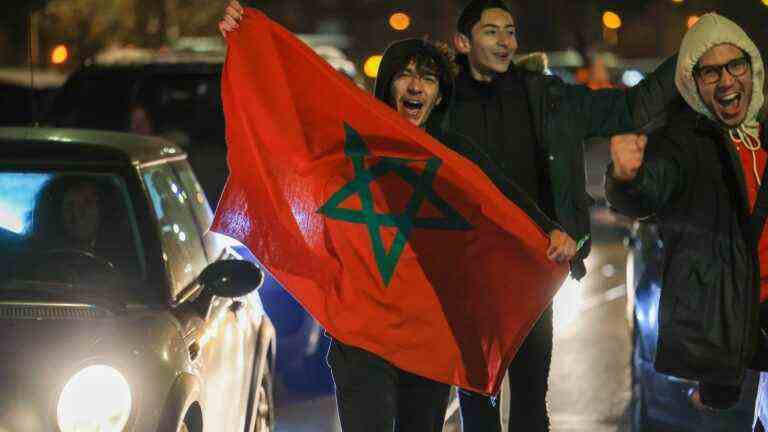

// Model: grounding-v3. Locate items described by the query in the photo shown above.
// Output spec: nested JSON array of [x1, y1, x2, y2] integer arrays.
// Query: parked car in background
[[44, 39, 353, 394], [624, 220, 758, 431], [0, 127, 275, 432]]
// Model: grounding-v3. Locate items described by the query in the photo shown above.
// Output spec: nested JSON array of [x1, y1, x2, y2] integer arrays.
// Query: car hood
[[0, 303, 182, 395]]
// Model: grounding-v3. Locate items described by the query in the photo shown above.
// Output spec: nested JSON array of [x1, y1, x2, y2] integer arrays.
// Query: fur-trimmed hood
[[675, 13, 764, 132]]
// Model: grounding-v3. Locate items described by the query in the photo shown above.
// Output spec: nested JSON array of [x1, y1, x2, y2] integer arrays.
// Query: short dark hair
[[457, 0, 514, 37]]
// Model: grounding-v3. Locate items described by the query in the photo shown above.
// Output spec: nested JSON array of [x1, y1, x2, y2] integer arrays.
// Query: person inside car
[[23, 175, 132, 284], [30, 177, 105, 253], [606, 13, 767, 412]]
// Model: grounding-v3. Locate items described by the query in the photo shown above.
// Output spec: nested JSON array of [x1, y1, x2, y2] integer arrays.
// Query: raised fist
[[610, 133, 647, 182]]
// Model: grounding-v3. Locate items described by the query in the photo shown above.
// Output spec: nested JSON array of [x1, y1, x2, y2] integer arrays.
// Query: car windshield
[[0, 170, 149, 303]]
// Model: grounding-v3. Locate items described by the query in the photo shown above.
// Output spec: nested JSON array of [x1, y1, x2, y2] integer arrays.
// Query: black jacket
[[374, 39, 559, 236], [447, 56, 679, 279], [606, 106, 768, 385]]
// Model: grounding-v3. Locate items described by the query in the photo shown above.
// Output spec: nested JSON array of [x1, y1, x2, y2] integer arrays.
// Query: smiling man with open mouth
[[606, 12, 768, 418], [388, 59, 442, 128], [446, 0, 681, 430]]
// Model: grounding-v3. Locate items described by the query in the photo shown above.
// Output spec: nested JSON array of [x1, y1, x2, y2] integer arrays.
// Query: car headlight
[[56, 365, 132, 432]]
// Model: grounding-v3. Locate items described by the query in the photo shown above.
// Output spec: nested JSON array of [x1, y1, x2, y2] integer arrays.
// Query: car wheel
[[247, 369, 275, 432]]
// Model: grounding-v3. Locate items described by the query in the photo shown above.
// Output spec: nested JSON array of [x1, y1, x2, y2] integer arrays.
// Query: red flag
[[212, 9, 568, 395]]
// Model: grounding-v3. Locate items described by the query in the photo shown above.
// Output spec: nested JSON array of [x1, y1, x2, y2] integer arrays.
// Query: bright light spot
[[671, 0, 683, 3], [389, 12, 411, 31], [178, 231, 187, 242], [0, 203, 24, 233], [51, 45, 69, 65], [57, 365, 132, 432], [553, 276, 582, 335], [172, 224, 180, 234], [687, 15, 700, 29], [364, 55, 383, 78], [602, 11, 622, 30], [601, 264, 616, 278], [763, 0, 768, 6], [622, 69, 645, 87], [170, 183, 179, 194], [0, 173, 52, 235]]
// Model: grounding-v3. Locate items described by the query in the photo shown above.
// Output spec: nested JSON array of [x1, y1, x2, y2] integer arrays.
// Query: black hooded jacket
[[447, 54, 679, 279], [374, 39, 558, 236], [606, 105, 768, 386]]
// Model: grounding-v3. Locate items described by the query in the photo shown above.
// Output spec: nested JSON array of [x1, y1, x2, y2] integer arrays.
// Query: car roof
[[76, 61, 222, 75], [0, 127, 186, 165]]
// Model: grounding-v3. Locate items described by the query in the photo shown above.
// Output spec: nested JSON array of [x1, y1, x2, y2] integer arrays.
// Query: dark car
[[0, 127, 275, 432], [625, 220, 758, 431], [44, 50, 335, 394], [0, 67, 66, 127]]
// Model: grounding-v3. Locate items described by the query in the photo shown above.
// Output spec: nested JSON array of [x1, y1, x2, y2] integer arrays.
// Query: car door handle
[[188, 341, 201, 362], [229, 300, 245, 314]]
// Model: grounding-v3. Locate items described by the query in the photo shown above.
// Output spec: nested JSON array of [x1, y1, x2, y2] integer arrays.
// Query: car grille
[[0, 303, 107, 320]]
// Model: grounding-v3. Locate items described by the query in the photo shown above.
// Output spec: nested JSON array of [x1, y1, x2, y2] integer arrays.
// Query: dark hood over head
[[374, 38, 456, 118]]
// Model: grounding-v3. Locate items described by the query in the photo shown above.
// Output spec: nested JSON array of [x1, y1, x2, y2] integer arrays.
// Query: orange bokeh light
[[602, 11, 622, 30], [364, 55, 383, 78], [51, 45, 69, 64], [389, 12, 411, 31]]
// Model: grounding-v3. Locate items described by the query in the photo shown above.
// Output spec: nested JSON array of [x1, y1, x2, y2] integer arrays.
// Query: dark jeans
[[459, 305, 554, 432], [699, 381, 742, 410], [327, 339, 451, 432]]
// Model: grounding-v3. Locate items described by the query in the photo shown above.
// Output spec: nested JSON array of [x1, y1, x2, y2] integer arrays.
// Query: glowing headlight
[[57, 365, 132, 432]]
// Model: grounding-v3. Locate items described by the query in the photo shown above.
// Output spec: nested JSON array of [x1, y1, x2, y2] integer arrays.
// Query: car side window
[[171, 161, 226, 260], [171, 161, 213, 230], [141, 163, 209, 297]]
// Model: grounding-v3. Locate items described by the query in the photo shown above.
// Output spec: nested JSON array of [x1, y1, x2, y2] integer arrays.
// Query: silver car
[[0, 128, 276, 432]]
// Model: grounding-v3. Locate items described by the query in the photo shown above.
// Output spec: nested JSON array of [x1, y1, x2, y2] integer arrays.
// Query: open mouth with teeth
[[401, 99, 425, 121], [715, 92, 743, 117]]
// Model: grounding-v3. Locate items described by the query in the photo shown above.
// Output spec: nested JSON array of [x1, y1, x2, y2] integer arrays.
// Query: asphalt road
[[549, 233, 633, 432]]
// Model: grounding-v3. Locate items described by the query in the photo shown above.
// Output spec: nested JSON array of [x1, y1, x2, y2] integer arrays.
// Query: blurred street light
[[602, 11, 622, 30], [51, 44, 68, 64], [389, 12, 411, 31], [762, 0, 768, 6], [364, 54, 383, 78], [687, 15, 700, 28], [671, 0, 684, 4]]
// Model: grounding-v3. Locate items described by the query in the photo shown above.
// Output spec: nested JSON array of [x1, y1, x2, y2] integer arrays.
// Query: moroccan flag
[[212, 9, 568, 396]]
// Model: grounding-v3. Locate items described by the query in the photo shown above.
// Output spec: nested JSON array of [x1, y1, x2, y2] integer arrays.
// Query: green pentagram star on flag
[[318, 123, 473, 285]]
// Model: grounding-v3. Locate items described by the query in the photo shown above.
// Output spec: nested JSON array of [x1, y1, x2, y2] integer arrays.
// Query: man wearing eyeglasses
[[606, 13, 768, 413]]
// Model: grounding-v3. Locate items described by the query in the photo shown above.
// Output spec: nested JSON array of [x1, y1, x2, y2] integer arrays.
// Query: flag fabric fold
[[212, 9, 568, 395]]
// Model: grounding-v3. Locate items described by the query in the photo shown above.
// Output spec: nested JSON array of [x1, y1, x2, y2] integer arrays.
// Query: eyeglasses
[[694, 57, 751, 85]]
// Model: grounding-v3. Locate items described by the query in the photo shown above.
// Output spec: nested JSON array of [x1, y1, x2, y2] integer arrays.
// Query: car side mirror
[[199, 260, 263, 298]]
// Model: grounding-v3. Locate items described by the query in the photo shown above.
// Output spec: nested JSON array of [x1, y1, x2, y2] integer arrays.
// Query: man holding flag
[[448, 1, 679, 430], [217, 3, 571, 430]]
